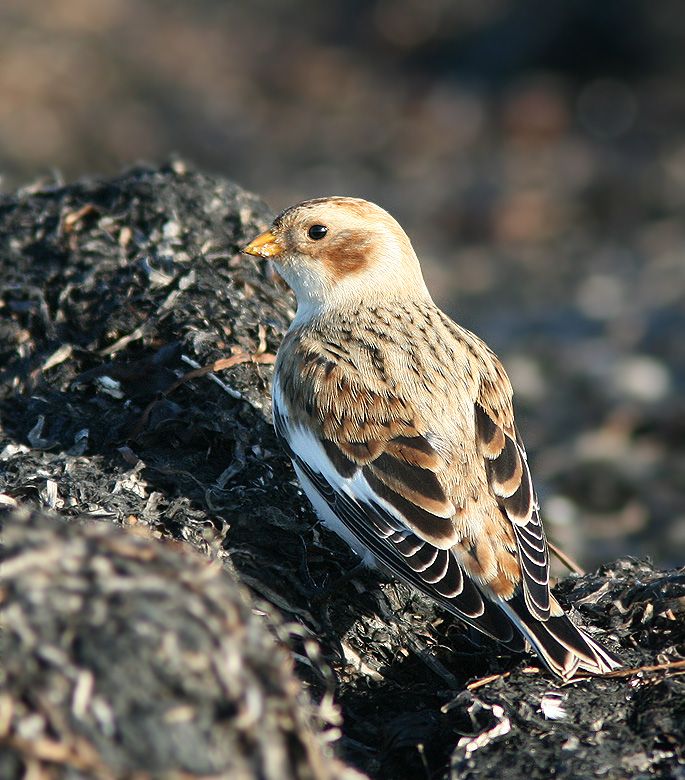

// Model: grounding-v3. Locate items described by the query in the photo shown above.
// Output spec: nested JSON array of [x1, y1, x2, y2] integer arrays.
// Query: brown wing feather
[[277, 321, 461, 549], [277, 306, 547, 609], [474, 380, 551, 620], [321, 428, 458, 549], [290, 451, 526, 650]]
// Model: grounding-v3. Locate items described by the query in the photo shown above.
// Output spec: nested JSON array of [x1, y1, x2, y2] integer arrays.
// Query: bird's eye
[[308, 224, 328, 240]]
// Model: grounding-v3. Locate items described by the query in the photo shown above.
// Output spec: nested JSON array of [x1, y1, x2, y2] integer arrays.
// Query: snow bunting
[[243, 196, 620, 681]]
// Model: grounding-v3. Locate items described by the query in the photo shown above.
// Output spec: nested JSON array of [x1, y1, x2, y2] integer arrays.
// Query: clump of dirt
[[0, 508, 361, 780]]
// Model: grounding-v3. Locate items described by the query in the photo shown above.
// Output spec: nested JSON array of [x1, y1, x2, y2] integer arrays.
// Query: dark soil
[[1, 165, 684, 780], [0, 508, 360, 780]]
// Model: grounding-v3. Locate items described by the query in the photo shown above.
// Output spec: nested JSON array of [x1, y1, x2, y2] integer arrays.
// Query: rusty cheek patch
[[319, 232, 372, 280]]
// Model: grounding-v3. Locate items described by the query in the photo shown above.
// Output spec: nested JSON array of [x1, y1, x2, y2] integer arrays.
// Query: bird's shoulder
[[275, 301, 515, 441]]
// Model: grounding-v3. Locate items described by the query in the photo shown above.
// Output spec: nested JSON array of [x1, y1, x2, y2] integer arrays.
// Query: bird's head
[[243, 197, 430, 321]]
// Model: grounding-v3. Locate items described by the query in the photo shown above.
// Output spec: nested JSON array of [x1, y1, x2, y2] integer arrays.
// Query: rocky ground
[[1, 166, 684, 779]]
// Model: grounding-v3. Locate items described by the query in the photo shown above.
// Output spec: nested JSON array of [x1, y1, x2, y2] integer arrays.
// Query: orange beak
[[242, 230, 284, 258]]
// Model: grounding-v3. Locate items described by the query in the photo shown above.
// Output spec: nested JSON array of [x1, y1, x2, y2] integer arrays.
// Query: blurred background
[[2, 0, 684, 571]]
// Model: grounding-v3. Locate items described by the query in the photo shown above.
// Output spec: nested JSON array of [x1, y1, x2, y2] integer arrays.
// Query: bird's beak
[[242, 230, 284, 258]]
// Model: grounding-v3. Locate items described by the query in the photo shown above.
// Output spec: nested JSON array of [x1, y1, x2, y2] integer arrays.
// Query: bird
[[243, 196, 621, 681]]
